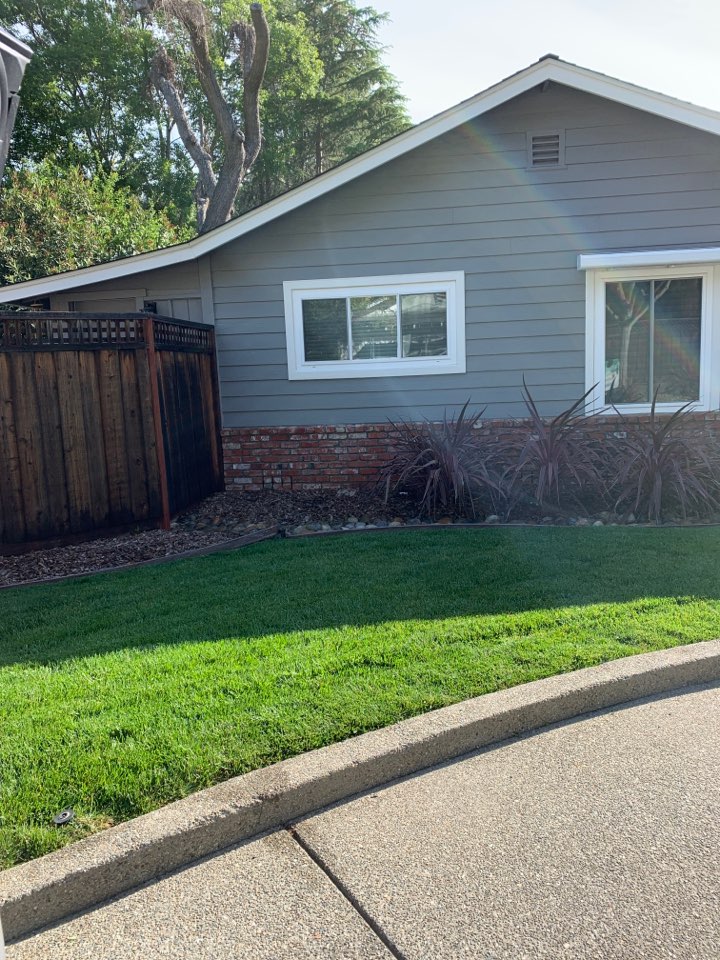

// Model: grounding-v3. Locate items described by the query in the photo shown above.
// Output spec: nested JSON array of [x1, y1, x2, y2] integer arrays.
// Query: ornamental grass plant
[[610, 393, 720, 524], [379, 401, 503, 518], [380, 384, 720, 523]]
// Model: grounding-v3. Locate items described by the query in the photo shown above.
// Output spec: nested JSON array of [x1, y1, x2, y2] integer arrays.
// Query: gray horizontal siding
[[208, 81, 720, 428]]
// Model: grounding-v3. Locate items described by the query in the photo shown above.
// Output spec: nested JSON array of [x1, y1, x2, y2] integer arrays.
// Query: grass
[[2, 526, 720, 869]]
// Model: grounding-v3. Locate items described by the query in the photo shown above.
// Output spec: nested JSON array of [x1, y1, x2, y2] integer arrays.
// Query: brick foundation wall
[[222, 412, 720, 491], [222, 424, 397, 490]]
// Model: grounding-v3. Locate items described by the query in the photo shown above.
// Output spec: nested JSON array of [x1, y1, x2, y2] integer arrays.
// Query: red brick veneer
[[222, 412, 720, 491], [222, 424, 397, 490]]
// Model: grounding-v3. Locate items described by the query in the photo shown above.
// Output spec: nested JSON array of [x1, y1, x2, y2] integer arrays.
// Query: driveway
[[8, 682, 720, 959]]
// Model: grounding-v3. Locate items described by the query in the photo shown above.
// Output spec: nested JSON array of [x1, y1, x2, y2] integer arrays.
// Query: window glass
[[350, 296, 397, 359], [400, 293, 448, 357], [302, 298, 348, 361], [605, 280, 651, 403], [653, 278, 701, 402], [604, 277, 701, 404]]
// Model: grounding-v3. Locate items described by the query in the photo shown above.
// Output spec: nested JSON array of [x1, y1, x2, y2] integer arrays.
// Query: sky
[[376, 0, 720, 123]]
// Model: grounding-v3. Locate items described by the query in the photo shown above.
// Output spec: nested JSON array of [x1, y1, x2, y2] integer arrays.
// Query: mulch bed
[[175, 487, 422, 533], [0, 488, 422, 588], [2, 486, 715, 588]]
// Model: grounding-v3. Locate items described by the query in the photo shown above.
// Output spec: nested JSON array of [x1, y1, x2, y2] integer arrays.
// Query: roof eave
[[3, 57, 720, 302]]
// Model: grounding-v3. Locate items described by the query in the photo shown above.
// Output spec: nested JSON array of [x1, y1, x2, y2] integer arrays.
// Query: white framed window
[[584, 262, 720, 413], [283, 271, 466, 380]]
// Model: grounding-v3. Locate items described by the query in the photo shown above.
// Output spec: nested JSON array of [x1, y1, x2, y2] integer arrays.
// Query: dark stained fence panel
[[151, 319, 222, 518], [0, 312, 223, 550]]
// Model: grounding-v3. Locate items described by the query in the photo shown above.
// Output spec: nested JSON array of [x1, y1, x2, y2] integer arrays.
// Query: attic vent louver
[[527, 130, 565, 168]]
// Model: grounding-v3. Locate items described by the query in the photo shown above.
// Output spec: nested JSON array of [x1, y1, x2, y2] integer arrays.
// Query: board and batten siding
[[209, 82, 720, 428], [48, 261, 205, 324]]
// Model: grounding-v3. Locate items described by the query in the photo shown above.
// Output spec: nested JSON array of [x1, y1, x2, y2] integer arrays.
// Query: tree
[[238, 0, 410, 210], [0, 159, 189, 285], [1, 1, 409, 231], [137, 0, 270, 232], [0, 2, 183, 209]]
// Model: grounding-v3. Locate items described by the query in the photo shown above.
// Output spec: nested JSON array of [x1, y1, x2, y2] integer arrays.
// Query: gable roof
[[4, 54, 720, 303]]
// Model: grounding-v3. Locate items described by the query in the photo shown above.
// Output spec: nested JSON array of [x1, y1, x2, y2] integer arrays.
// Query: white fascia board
[[579, 247, 720, 270], [4, 57, 720, 303]]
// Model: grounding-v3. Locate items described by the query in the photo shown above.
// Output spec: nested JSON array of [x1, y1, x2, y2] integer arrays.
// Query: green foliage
[[0, 0, 410, 228], [240, 0, 411, 209], [0, 0, 196, 219], [0, 159, 190, 285], [2, 527, 719, 866]]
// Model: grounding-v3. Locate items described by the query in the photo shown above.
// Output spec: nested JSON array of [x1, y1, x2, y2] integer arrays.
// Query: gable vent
[[527, 130, 565, 167]]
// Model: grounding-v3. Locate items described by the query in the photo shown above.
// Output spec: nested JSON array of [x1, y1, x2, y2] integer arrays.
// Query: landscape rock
[[485, 515, 500, 524]]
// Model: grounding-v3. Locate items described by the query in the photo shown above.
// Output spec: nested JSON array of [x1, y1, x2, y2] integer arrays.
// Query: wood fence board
[[189, 352, 212, 496], [33, 351, 70, 534], [0, 353, 26, 542], [97, 348, 133, 525], [0, 312, 223, 550], [176, 352, 201, 506], [55, 351, 94, 533], [12, 353, 50, 539], [160, 351, 187, 515], [133, 347, 163, 519], [119, 350, 151, 521], [78, 351, 111, 527]]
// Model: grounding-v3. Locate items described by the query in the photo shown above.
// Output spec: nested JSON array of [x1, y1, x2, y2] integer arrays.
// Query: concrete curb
[[2, 640, 720, 942]]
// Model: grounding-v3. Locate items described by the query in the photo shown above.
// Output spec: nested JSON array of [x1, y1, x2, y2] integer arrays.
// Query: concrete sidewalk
[[9, 682, 720, 959]]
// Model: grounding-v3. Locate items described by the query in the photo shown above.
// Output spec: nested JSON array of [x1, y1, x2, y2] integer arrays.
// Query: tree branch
[[142, 0, 270, 232], [149, 48, 216, 193], [234, 4, 270, 165], [158, 0, 239, 149]]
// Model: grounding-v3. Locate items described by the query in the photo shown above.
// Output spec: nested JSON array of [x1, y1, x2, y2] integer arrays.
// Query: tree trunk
[[144, 0, 270, 232]]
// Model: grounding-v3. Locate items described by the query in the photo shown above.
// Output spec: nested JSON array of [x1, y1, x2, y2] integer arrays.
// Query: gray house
[[4, 55, 720, 490]]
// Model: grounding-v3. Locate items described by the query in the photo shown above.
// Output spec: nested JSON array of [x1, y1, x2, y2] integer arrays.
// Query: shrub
[[500, 381, 605, 516], [379, 401, 501, 518], [611, 394, 720, 523]]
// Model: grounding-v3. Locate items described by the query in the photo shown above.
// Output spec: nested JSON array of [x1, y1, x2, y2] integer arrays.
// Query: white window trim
[[579, 247, 720, 270], [283, 271, 466, 380], [584, 263, 719, 414]]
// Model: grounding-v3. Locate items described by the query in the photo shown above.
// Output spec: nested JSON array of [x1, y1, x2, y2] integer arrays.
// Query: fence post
[[208, 325, 225, 490], [144, 316, 171, 530]]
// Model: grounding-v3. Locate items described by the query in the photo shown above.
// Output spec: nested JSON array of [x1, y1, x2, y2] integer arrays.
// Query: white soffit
[[4, 56, 720, 301]]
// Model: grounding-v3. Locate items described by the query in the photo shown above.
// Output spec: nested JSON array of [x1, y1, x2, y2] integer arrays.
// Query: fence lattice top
[[153, 318, 214, 351], [0, 312, 214, 353]]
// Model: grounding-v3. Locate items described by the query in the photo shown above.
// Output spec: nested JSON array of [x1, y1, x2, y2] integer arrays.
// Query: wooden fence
[[0, 311, 223, 551]]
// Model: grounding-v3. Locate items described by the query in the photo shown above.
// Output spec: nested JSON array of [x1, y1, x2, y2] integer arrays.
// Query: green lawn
[[2, 526, 720, 869]]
